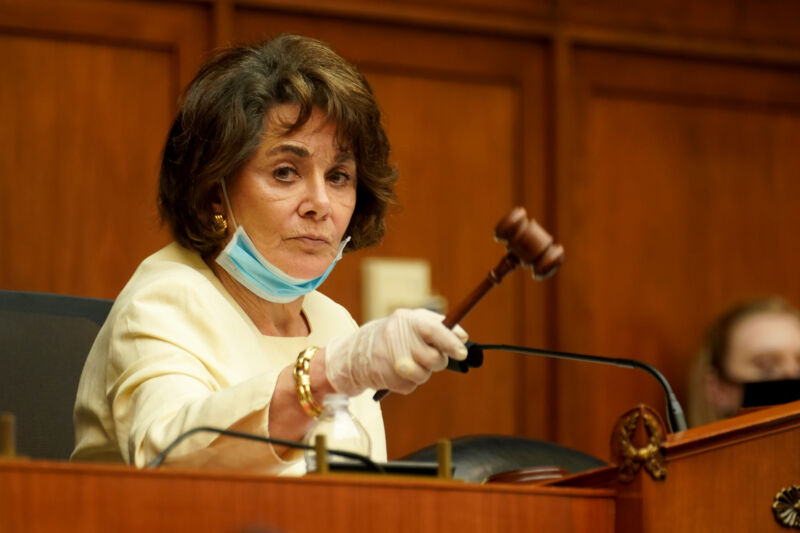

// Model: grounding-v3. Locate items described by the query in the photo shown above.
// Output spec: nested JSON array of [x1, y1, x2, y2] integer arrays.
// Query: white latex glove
[[325, 308, 469, 396]]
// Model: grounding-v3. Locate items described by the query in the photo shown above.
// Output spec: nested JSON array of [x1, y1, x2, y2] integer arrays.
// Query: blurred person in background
[[687, 296, 800, 427]]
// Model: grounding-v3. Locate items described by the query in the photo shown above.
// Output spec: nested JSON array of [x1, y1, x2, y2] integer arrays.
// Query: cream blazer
[[72, 242, 386, 474]]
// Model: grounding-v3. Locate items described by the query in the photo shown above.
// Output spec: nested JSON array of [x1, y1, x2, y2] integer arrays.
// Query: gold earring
[[213, 213, 228, 234]]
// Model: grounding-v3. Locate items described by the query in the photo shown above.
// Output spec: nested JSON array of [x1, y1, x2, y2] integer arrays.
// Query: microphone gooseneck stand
[[456, 342, 688, 433], [146, 425, 383, 472]]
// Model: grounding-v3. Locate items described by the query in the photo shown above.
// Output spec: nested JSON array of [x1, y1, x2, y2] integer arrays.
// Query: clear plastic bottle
[[303, 393, 371, 472]]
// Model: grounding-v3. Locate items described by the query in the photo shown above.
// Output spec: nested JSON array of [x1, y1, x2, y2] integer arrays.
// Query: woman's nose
[[299, 174, 331, 219]]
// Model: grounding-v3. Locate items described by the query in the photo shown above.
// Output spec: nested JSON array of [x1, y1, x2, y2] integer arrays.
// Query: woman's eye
[[753, 355, 780, 379], [329, 171, 352, 185], [273, 166, 297, 182]]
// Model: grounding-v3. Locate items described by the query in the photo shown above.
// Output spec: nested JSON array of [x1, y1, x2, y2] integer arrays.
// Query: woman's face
[[724, 311, 800, 382], [225, 104, 357, 279]]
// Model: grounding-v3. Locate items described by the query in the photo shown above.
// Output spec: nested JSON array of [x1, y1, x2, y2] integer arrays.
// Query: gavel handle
[[441, 253, 519, 327], [372, 252, 521, 401]]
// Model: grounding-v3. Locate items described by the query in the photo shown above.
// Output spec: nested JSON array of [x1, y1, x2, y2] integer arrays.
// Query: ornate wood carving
[[611, 404, 667, 483], [773, 485, 800, 529]]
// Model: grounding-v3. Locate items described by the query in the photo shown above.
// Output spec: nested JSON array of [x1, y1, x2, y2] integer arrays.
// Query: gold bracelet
[[294, 346, 323, 418]]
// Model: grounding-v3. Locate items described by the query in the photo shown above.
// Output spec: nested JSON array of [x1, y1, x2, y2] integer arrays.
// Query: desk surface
[[8, 402, 800, 532], [0, 458, 616, 533]]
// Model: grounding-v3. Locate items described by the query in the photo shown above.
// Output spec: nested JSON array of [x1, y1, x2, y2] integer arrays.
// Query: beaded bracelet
[[294, 346, 323, 418]]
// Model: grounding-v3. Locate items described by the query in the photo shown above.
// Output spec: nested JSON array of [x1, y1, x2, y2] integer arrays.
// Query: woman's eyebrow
[[267, 144, 309, 158], [266, 145, 354, 163]]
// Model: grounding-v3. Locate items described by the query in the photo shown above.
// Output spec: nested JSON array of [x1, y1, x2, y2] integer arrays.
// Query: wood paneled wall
[[3, 0, 800, 460]]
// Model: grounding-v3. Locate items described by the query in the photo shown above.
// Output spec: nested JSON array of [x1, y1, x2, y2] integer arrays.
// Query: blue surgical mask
[[214, 179, 350, 303]]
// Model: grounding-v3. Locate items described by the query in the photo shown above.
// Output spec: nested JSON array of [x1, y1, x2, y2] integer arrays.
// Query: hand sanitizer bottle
[[304, 393, 371, 472]]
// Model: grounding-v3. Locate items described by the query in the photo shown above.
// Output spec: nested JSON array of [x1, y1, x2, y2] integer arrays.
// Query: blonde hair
[[687, 296, 800, 426]]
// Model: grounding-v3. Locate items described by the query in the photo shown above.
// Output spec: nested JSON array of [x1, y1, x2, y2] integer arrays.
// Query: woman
[[687, 296, 800, 427], [72, 35, 468, 474]]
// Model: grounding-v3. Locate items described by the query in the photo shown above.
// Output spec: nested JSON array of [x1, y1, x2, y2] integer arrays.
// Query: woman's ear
[[210, 182, 225, 215], [705, 369, 743, 416]]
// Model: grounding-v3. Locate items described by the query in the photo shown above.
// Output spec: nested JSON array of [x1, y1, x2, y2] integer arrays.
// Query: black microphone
[[452, 341, 688, 433], [146, 425, 384, 472]]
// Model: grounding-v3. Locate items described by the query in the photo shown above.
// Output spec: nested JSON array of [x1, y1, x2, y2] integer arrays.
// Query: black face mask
[[742, 379, 800, 408]]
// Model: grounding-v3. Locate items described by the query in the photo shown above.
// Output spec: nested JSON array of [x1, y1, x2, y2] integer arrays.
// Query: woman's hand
[[324, 308, 469, 395]]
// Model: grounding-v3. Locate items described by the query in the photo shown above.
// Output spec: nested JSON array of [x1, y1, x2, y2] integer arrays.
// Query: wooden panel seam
[[217, 0, 800, 67], [0, 24, 177, 55], [588, 86, 800, 114]]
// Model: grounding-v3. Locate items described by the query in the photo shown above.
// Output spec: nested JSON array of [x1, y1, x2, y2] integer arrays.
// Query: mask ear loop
[[220, 178, 238, 230]]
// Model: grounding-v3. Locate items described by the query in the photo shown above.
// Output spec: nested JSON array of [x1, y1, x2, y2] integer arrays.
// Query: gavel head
[[494, 207, 565, 280]]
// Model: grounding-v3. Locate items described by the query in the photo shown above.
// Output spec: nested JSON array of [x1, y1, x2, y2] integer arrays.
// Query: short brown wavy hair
[[158, 34, 397, 255]]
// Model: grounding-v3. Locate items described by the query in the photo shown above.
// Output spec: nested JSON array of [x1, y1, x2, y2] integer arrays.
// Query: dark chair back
[[402, 434, 606, 483], [0, 290, 113, 459]]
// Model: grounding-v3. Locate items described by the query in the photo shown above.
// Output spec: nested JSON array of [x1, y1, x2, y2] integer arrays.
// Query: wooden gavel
[[373, 206, 565, 401]]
